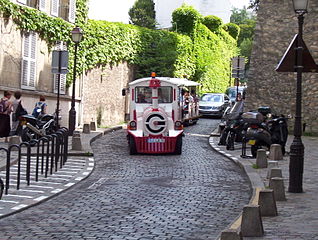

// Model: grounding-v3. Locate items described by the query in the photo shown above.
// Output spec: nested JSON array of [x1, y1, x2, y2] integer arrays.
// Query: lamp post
[[289, 0, 309, 193], [68, 27, 83, 135]]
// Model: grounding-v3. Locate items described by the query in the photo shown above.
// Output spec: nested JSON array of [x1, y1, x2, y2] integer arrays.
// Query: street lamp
[[68, 27, 83, 135], [288, 0, 309, 193]]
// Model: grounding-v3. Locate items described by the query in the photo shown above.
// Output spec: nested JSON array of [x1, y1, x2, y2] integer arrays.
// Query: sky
[[88, 0, 250, 23]]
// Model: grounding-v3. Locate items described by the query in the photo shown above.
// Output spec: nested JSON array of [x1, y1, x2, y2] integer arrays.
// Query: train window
[[135, 87, 173, 103]]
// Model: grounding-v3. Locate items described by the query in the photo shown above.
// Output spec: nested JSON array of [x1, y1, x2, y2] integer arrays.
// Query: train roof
[[129, 77, 200, 87]]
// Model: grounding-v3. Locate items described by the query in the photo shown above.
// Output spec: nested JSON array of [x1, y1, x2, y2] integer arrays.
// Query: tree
[[248, 0, 260, 12], [230, 7, 250, 25], [129, 0, 156, 29]]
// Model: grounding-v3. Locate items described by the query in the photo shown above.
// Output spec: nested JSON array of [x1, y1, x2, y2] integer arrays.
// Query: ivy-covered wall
[[0, 0, 237, 94]]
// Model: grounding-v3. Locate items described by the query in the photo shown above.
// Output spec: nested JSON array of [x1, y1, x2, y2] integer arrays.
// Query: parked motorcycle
[[243, 110, 288, 157], [19, 113, 57, 142]]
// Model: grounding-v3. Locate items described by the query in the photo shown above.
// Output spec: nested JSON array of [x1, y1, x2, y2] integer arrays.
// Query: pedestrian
[[0, 91, 13, 139], [11, 91, 27, 135], [32, 95, 47, 118]]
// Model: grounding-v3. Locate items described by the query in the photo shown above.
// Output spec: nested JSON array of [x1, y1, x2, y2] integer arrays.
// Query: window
[[68, 0, 76, 23], [53, 41, 67, 94], [21, 31, 37, 90], [135, 87, 173, 104], [51, 0, 59, 16], [39, 0, 46, 11]]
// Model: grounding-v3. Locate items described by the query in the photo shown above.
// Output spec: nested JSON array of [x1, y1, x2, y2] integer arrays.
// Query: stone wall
[[247, 0, 318, 134], [81, 62, 134, 127]]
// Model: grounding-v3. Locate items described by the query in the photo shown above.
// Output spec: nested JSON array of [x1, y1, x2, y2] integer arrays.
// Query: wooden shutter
[[21, 32, 37, 89], [53, 41, 67, 94], [17, 0, 27, 4], [68, 0, 76, 23], [51, 0, 59, 16], [39, 0, 46, 11]]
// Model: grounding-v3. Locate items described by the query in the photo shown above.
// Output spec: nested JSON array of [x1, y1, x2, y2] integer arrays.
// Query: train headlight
[[128, 120, 137, 130], [174, 121, 183, 130]]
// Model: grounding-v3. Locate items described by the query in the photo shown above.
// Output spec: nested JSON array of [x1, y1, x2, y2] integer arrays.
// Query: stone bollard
[[268, 168, 283, 179], [90, 121, 96, 131], [241, 205, 264, 237], [269, 144, 283, 160], [82, 124, 91, 134], [269, 177, 286, 201], [8, 136, 21, 150], [72, 131, 83, 151], [266, 160, 279, 178], [220, 229, 242, 240], [256, 149, 267, 168], [258, 189, 278, 216]]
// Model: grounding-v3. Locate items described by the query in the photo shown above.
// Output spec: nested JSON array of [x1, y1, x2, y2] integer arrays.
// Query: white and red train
[[124, 73, 200, 155]]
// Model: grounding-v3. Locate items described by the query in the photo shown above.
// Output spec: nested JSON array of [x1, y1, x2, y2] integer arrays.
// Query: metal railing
[[0, 128, 68, 198]]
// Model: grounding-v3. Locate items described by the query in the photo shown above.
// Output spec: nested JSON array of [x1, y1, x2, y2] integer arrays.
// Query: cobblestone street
[[0, 118, 251, 240]]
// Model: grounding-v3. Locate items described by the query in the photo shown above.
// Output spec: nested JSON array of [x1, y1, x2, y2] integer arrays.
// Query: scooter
[[19, 113, 57, 142], [243, 111, 288, 158]]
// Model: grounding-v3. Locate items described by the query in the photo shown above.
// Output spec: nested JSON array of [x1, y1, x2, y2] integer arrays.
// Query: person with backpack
[[0, 91, 13, 138], [32, 95, 47, 118], [11, 91, 27, 136]]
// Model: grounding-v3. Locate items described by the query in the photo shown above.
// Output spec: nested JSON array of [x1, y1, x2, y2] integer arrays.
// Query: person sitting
[[32, 95, 47, 118], [137, 93, 147, 103]]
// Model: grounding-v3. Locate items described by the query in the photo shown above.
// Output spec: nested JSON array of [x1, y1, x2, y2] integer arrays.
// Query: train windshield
[[135, 87, 173, 103]]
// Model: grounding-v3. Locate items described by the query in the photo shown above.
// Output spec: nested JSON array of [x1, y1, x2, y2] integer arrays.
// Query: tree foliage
[[128, 0, 156, 29], [202, 15, 223, 33], [223, 23, 240, 40], [172, 4, 201, 35]]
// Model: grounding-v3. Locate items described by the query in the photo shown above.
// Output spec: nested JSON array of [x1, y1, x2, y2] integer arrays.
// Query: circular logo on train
[[144, 112, 167, 135]]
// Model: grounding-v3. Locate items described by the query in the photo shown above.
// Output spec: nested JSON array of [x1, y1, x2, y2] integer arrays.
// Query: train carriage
[[123, 73, 200, 155]]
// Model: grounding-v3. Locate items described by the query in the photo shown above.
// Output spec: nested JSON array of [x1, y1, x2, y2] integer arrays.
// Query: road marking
[[58, 170, 79, 174], [64, 182, 75, 187], [82, 172, 90, 176], [75, 177, 83, 181], [11, 204, 28, 210], [17, 189, 45, 193], [34, 196, 48, 201], [88, 162, 94, 167], [87, 167, 93, 171], [25, 185, 54, 189], [0, 200, 19, 204], [88, 178, 107, 189], [51, 189, 63, 194], [6, 194, 33, 199]]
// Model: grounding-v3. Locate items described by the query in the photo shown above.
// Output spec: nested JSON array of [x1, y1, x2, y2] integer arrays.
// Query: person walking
[[0, 91, 13, 139], [11, 91, 26, 135]]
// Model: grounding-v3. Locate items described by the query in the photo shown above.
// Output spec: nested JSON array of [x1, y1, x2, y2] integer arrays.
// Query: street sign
[[232, 69, 245, 78], [52, 50, 69, 74], [276, 34, 318, 73], [232, 56, 245, 70]]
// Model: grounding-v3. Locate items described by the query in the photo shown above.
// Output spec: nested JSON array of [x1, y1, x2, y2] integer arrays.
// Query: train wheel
[[129, 135, 137, 155], [174, 135, 182, 155]]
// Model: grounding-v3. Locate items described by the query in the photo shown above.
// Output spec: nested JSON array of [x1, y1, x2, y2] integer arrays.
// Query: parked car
[[226, 86, 246, 104], [199, 93, 230, 118]]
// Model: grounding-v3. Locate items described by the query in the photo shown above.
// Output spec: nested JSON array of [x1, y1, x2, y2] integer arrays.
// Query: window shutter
[[17, 0, 27, 4], [53, 74, 66, 94], [51, 0, 59, 17], [21, 32, 37, 89], [53, 41, 67, 94], [68, 0, 76, 23], [39, 0, 46, 11]]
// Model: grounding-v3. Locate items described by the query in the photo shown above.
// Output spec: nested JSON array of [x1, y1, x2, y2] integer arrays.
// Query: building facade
[[247, 0, 318, 134]]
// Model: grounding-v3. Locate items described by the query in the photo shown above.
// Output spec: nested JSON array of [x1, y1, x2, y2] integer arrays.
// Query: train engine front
[[126, 73, 183, 155]]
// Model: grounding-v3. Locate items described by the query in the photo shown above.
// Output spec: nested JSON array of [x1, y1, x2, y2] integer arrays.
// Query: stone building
[[247, 0, 318, 134], [1, 0, 131, 129]]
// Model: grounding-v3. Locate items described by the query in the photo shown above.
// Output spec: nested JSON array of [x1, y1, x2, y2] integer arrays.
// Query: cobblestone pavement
[[210, 134, 318, 240], [0, 118, 251, 240]]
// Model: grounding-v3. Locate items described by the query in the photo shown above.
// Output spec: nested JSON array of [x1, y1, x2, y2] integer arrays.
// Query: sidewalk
[[210, 132, 318, 240], [0, 126, 123, 218]]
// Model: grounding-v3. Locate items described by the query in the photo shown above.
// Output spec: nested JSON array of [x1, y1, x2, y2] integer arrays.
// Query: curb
[[208, 129, 265, 240]]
